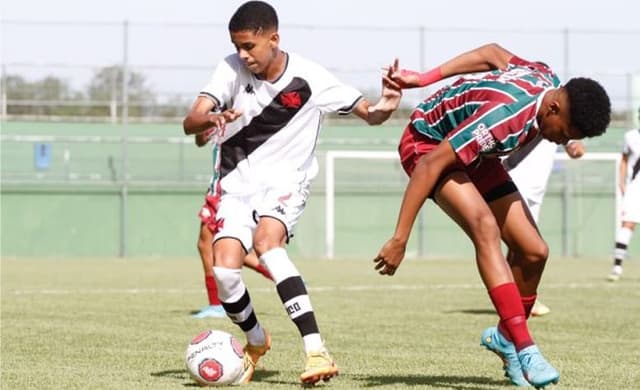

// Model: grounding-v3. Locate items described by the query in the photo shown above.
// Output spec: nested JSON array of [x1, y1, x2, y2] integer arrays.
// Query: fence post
[[110, 67, 118, 124], [561, 162, 570, 256], [1, 64, 6, 121], [563, 28, 570, 81], [418, 25, 425, 71], [120, 20, 130, 258]]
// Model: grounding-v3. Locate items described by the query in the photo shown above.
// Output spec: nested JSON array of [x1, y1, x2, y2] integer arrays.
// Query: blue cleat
[[518, 345, 560, 389], [480, 326, 530, 387], [192, 304, 226, 319]]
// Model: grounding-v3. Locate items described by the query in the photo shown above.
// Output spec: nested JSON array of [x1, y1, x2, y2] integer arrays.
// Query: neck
[[536, 88, 558, 123], [259, 50, 286, 82]]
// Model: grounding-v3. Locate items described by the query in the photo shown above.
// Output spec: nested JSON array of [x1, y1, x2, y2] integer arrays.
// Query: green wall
[[2, 184, 637, 259], [2, 121, 637, 259]]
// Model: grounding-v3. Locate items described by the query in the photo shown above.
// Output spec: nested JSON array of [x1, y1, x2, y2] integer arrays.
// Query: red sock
[[521, 294, 537, 319], [254, 263, 273, 281], [489, 283, 534, 351], [499, 294, 537, 340], [205, 275, 221, 305]]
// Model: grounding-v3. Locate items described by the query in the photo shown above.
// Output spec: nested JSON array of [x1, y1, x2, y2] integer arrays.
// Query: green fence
[[1, 121, 638, 259]]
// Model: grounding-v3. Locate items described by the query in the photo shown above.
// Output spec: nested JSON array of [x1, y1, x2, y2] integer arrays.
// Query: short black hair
[[228, 1, 278, 33], [565, 77, 611, 138]]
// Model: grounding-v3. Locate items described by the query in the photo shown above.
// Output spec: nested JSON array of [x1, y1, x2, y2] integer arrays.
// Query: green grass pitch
[[1, 257, 638, 389]]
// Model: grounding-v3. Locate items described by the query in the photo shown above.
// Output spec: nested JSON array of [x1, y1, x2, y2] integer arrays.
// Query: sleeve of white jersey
[[199, 56, 237, 109], [308, 62, 362, 115]]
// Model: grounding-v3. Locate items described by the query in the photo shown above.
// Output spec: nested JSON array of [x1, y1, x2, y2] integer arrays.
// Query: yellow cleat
[[235, 328, 271, 384], [300, 347, 339, 385]]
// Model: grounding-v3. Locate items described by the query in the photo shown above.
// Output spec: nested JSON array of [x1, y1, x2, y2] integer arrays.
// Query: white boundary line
[[8, 282, 627, 295]]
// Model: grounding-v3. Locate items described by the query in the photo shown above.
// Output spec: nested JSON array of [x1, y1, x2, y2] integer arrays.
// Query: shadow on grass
[[447, 308, 496, 315], [252, 370, 297, 385], [150, 368, 283, 387], [150, 369, 199, 387], [183, 308, 282, 317], [349, 373, 510, 389]]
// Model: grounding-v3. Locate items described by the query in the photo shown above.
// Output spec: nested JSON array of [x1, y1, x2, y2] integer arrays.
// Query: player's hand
[[383, 58, 421, 89], [371, 60, 402, 114], [221, 108, 242, 123], [373, 237, 407, 276], [208, 109, 242, 129], [564, 141, 585, 159]]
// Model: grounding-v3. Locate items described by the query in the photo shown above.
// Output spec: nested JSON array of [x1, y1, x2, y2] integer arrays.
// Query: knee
[[253, 237, 275, 257], [520, 240, 549, 265], [470, 213, 501, 244], [253, 230, 286, 257]]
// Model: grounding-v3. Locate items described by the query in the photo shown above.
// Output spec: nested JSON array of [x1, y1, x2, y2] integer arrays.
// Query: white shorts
[[213, 181, 311, 251], [621, 178, 640, 223], [507, 139, 558, 222]]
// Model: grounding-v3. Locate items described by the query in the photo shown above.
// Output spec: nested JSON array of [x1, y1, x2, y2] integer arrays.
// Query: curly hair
[[564, 77, 611, 138], [229, 1, 278, 33]]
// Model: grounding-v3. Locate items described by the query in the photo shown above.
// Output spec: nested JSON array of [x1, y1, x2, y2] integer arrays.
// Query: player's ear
[[548, 100, 561, 116], [269, 31, 280, 48]]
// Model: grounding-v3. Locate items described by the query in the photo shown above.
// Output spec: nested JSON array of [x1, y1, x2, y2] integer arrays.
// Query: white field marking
[[8, 282, 627, 295]]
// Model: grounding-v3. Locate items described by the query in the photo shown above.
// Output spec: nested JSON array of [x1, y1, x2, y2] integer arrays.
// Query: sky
[[1, 0, 639, 109]]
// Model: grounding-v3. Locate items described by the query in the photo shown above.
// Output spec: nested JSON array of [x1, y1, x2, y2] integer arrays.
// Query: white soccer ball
[[185, 330, 245, 386]]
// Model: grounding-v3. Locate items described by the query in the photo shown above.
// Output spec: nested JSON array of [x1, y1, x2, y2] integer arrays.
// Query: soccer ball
[[185, 330, 245, 386]]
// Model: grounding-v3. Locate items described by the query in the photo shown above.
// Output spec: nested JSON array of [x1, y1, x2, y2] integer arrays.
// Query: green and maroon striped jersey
[[410, 56, 561, 166]]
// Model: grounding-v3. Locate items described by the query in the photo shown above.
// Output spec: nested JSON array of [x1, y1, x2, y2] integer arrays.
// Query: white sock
[[260, 248, 323, 353], [213, 266, 265, 346]]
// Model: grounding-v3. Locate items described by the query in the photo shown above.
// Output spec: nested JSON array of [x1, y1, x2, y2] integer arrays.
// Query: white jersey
[[200, 52, 362, 195], [621, 128, 640, 223], [502, 136, 558, 221], [622, 128, 640, 184]]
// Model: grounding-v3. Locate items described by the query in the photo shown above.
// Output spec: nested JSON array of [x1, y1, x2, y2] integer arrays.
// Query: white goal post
[[324, 150, 621, 259]]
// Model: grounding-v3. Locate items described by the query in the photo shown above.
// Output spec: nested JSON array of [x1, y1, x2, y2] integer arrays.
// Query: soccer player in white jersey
[[503, 137, 585, 316], [608, 107, 640, 281], [182, 1, 401, 385], [191, 128, 272, 319]]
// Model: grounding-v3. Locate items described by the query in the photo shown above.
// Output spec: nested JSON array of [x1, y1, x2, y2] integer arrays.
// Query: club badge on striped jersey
[[472, 123, 496, 152]]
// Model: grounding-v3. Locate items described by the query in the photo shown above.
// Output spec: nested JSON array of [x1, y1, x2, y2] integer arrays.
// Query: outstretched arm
[[373, 141, 458, 275], [386, 43, 515, 89]]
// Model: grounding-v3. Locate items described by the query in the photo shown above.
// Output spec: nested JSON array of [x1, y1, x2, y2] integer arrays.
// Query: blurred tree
[[3, 74, 82, 116], [86, 65, 156, 117]]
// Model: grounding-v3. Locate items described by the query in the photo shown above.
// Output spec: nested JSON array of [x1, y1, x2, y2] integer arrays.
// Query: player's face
[[539, 114, 582, 145], [537, 95, 583, 145], [230, 28, 279, 77]]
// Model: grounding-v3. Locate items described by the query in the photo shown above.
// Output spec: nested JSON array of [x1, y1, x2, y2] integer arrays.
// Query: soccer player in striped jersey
[[183, 1, 401, 385], [374, 43, 610, 388], [608, 107, 640, 281]]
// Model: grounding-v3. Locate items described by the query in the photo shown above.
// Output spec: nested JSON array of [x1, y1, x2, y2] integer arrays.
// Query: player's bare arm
[[385, 43, 515, 89], [352, 61, 402, 125], [183, 96, 243, 135], [619, 154, 629, 194], [194, 130, 211, 147], [374, 141, 458, 275]]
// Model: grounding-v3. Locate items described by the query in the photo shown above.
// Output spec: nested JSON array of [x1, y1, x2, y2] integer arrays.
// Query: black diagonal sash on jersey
[[220, 77, 312, 178], [632, 154, 640, 181], [633, 129, 640, 181]]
